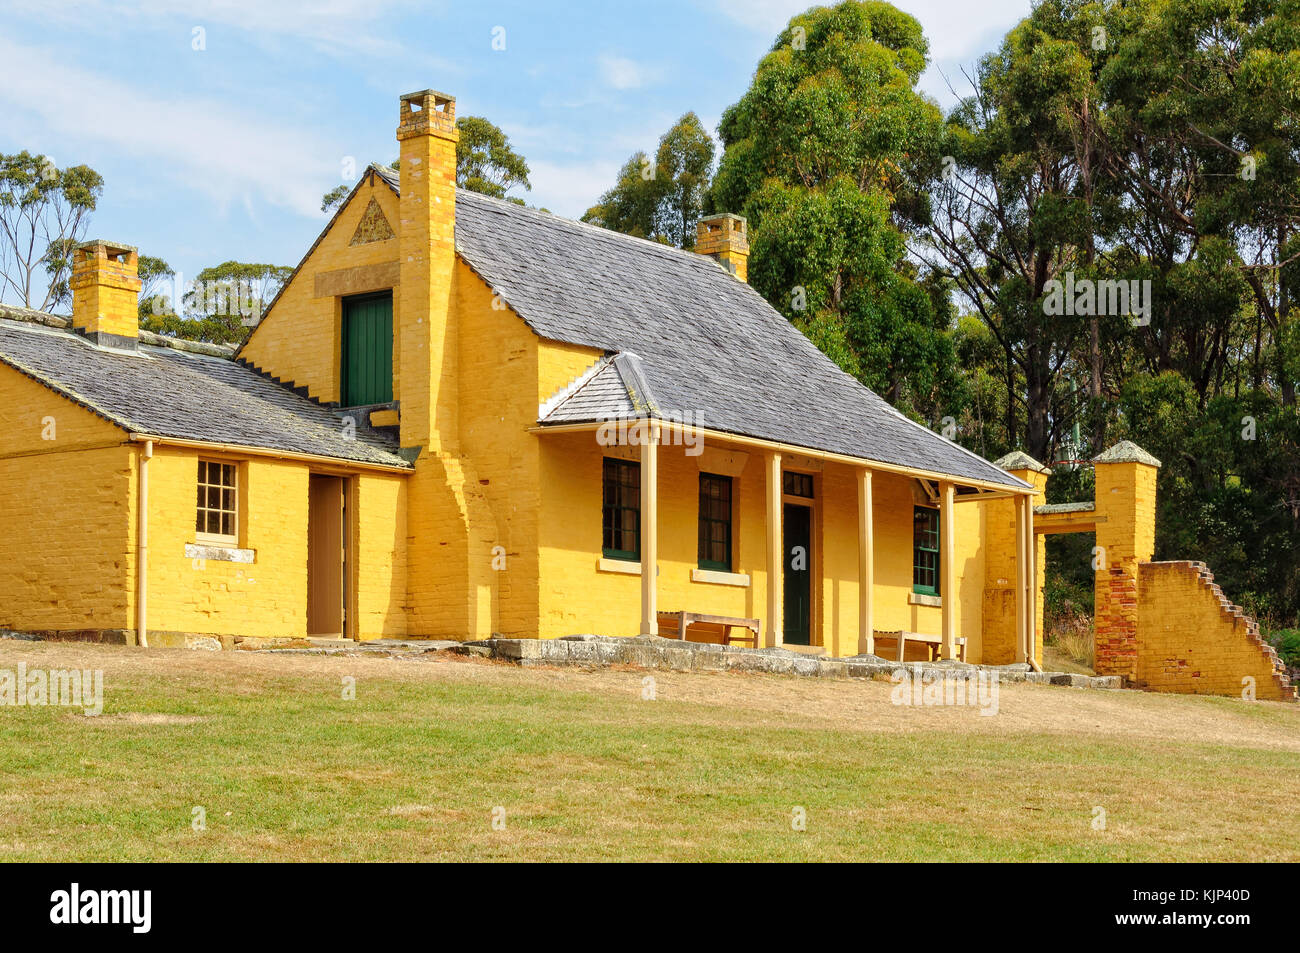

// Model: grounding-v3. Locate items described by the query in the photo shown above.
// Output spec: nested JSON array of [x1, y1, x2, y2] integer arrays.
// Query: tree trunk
[[1025, 355, 1052, 462]]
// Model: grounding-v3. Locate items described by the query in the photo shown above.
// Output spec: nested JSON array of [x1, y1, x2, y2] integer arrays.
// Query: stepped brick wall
[[1136, 561, 1295, 702]]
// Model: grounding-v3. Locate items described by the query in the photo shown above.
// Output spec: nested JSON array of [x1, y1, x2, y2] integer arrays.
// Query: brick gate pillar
[[1092, 441, 1161, 681]]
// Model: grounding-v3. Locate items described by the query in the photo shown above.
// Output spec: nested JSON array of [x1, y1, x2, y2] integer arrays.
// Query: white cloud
[[0, 37, 338, 218], [709, 0, 809, 36], [598, 54, 665, 91], [527, 158, 623, 219], [6, 0, 445, 61]]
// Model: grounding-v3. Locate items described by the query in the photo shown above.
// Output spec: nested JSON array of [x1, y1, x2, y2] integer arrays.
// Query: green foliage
[[582, 112, 714, 248], [1271, 629, 1300, 668], [710, 1, 956, 413], [320, 115, 531, 214], [140, 260, 291, 346], [136, 255, 175, 316], [320, 185, 349, 214], [0, 151, 103, 311], [1112, 372, 1300, 626], [455, 115, 531, 200]]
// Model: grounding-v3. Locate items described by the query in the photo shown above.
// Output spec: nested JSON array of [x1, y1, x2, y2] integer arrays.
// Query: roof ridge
[[611, 351, 658, 415], [456, 187, 732, 270], [0, 310, 236, 359], [372, 161, 737, 273]]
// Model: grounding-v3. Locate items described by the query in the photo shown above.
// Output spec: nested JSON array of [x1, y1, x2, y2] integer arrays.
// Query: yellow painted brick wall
[[865, 470, 987, 660], [454, 262, 589, 637], [981, 497, 1020, 665], [1137, 562, 1294, 701], [981, 470, 1045, 666], [537, 430, 988, 658], [350, 471, 408, 640], [238, 176, 401, 404], [143, 448, 310, 638], [537, 430, 765, 640], [142, 447, 407, 641], [402, 261, 599, 639], [0, 367, 133, 632]]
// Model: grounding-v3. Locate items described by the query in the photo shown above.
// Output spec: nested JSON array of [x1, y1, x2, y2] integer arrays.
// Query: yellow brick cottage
[[0, 89, 1291, 700]]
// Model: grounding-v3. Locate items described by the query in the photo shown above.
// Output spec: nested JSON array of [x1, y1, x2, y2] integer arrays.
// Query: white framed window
[[196, 459, 238, 544]]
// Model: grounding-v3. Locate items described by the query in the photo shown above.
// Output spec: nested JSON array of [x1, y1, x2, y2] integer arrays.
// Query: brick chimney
[[70, 240, 141, 349], [696, 213, 749, 282], [396, 89, 459, 452]]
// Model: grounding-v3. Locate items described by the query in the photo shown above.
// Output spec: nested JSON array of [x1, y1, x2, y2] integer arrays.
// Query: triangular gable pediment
[[350, 197, 395, 246]]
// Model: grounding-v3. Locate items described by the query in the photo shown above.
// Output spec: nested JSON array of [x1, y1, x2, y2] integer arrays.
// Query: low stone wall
[[0, 628, 1122, 691], [0, 628, 134, 645], [466, 634, 1122, 688]]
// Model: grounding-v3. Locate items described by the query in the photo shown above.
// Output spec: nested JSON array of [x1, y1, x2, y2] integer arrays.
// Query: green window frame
[[698, 473, 733, 571], [602, 458, 640, 561], [913, 505, 940, 595]]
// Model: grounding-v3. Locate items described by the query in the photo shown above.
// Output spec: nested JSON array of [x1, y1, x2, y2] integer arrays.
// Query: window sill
[[186, 542, 255, 564], [597, 557, 640, 575], [909, 592, 941, 608], [690, 568, 750, 588]]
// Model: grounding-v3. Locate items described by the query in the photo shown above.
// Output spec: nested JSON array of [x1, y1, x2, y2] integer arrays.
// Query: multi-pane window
[[698, 473, 733, 571], [913, 506, 939, 595], [196, 460, 237, 542], [783, 471, 814, 498], [602, 458, 640, 560]]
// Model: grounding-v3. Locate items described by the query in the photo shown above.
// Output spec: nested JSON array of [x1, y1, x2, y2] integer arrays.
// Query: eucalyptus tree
[[709, 1, 956, 413]]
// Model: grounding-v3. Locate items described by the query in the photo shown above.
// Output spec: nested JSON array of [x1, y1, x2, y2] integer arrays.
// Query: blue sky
[[0, 0, 1032, 297]]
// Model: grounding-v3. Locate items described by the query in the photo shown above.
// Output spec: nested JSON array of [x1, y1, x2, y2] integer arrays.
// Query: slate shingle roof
[[1, 165, 1023, 487], [374, 166, 1024, 489], [0, 319, 409, 469], [542, 352, 659, 423]]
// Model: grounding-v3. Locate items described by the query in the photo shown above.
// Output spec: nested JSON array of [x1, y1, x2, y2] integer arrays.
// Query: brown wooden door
[[307, 475, 346, 637]]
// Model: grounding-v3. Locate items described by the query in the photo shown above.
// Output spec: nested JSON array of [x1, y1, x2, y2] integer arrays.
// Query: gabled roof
[[0, 317, 409, 469], [373, 165, 1025, 489], [541, 352, 658, 423]]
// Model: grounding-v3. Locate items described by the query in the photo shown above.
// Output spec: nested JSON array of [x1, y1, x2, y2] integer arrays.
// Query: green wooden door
[[342, 293, 393, 406], [783, 503, 811, 645]]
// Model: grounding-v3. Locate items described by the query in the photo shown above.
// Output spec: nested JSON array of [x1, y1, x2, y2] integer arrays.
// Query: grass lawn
[[1, 640, 1297, 862]]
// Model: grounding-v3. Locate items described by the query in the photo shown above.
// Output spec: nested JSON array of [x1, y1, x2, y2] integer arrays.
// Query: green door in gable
[[341, 292, 393, 406]]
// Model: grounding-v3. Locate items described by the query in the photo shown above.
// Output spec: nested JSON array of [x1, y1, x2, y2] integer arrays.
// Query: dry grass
[[0, 639, 1296, 862], [1046, 604, 1096, 673]]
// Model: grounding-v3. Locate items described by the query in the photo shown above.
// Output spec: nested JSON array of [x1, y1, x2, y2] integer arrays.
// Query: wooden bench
[[657, 611, 760, 647], [873, 630, 967, 663]]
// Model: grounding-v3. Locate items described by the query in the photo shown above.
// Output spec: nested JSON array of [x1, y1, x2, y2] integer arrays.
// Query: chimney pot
[[695, 213, 749, 282], [397, 89, 458, 143], [69, 239, 141, 349]]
